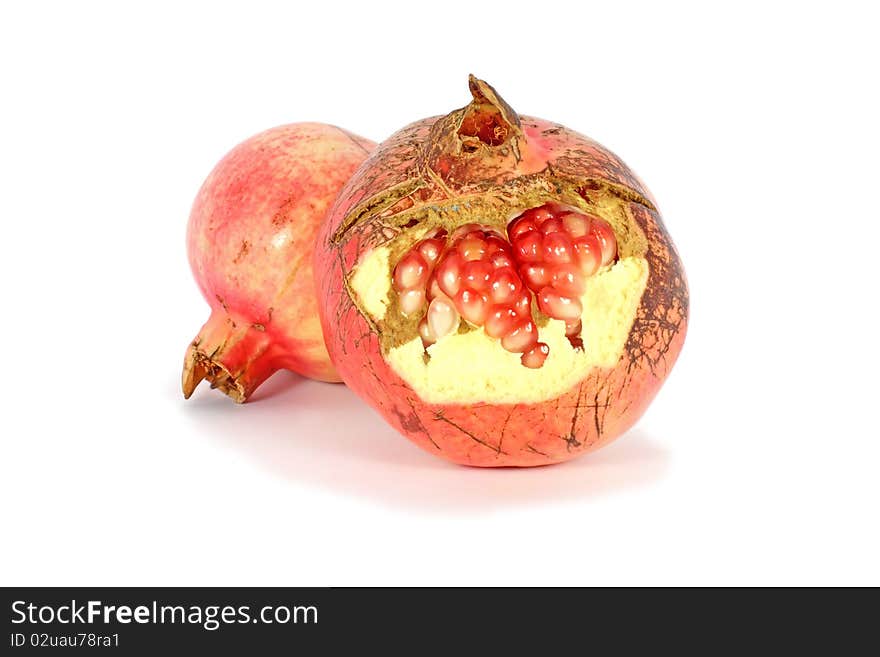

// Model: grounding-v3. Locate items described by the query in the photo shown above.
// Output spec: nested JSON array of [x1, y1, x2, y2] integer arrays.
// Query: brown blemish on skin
[[271, 196, 298, 226], [272, 251, 306, 302], [390, 398, 440, 450], [233, 240, 250, 264]]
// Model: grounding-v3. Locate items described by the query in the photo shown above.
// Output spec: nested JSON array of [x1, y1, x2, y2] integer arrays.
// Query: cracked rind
[[315, 82, 688, 466]]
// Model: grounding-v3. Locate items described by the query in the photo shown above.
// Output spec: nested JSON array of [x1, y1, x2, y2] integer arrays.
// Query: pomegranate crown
[[420, 75, 528, 189]]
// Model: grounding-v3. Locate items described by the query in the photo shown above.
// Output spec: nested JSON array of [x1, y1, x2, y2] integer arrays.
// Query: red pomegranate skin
[[184, 123, 375, 402], [314, 78, 688, 466]]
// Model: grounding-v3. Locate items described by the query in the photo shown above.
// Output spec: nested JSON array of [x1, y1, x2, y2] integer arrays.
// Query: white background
[[1, 1, 878, 586]]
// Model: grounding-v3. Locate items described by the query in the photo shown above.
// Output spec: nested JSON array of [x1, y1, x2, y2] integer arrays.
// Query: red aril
[[522, 342, 550, 369], [427, 296, 459, 340], [389, 203, 618, 366]]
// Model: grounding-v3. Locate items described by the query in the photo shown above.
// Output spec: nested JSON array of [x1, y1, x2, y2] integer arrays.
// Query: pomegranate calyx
[[182, 352, 247, 403], [421, 76, 525, 188], [182, 310, 275, 403], [458, 74, 523, 148]]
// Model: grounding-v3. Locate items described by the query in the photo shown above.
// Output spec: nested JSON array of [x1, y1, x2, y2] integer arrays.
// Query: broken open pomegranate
[[315, 76, 688, 466]]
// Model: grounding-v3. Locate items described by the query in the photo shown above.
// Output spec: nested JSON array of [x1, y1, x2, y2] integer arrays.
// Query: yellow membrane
[[350, 247, 648, 404]]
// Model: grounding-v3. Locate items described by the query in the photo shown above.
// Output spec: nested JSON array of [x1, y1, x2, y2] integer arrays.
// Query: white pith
[[349, 244, 649, 405], [350, 247, 392, 319]]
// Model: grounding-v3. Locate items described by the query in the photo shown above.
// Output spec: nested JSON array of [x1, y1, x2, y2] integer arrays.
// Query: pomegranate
[[314, 77, 688, 466], [183, 122, 375, 402]]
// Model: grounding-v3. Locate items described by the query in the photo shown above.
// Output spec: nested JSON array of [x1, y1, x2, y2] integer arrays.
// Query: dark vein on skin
[[526, 443, 549, 458], [570, 380, 584, 438], [408, 397, 440, 450], [498, 407, 515, 455], [434, 412, 503, 454], [561, 380, 585, 451]]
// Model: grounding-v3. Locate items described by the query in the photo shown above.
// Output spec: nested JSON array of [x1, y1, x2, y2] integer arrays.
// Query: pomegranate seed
[[491, 251, 514, 269], [540, 218, 563, 234], [459, 236, 487, 261], [485, 305, 518, 338], [418, 317, 436, 346], [482, 226, 506, 239], [521, 342, 549, 368], [551, 262, 586, 295], [519, 263, 551, 291], [501, 318, 539, 353], [514, 291, 532, 315], [400, 288, 426, 315], [590, 219, 618, 266], [507, 216, 537, 240], [485, 235, 508, 254], [427, 278, 443, 300], [451, 223, 483, 240], [462, 260, 493, 290], [537, 287, 582, 320], [456, 288, 490, 325], [561, 212, 589, 237], [489, 267, 521, 303], [393, 252, 428, 291], [418, 238, 443, 263], [565, 319, 582, 337], [526, 206, 554, 224], [513, 231, 543, 263], [435, 253, 463, 297], [572, 235, 601, 276], [543, 232, 573, 264], [427, 296, 459, 340]]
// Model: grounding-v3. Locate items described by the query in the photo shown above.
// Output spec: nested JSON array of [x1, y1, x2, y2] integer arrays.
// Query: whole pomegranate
[[314, 77, 688, 466], [184, 122, 375, 402]]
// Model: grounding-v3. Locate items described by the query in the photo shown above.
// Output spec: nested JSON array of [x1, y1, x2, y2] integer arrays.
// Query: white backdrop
[[1, 1, 877, 585]]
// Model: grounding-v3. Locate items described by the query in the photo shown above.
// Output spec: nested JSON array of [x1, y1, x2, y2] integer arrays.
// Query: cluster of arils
[[392, 203, 618, 368]]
